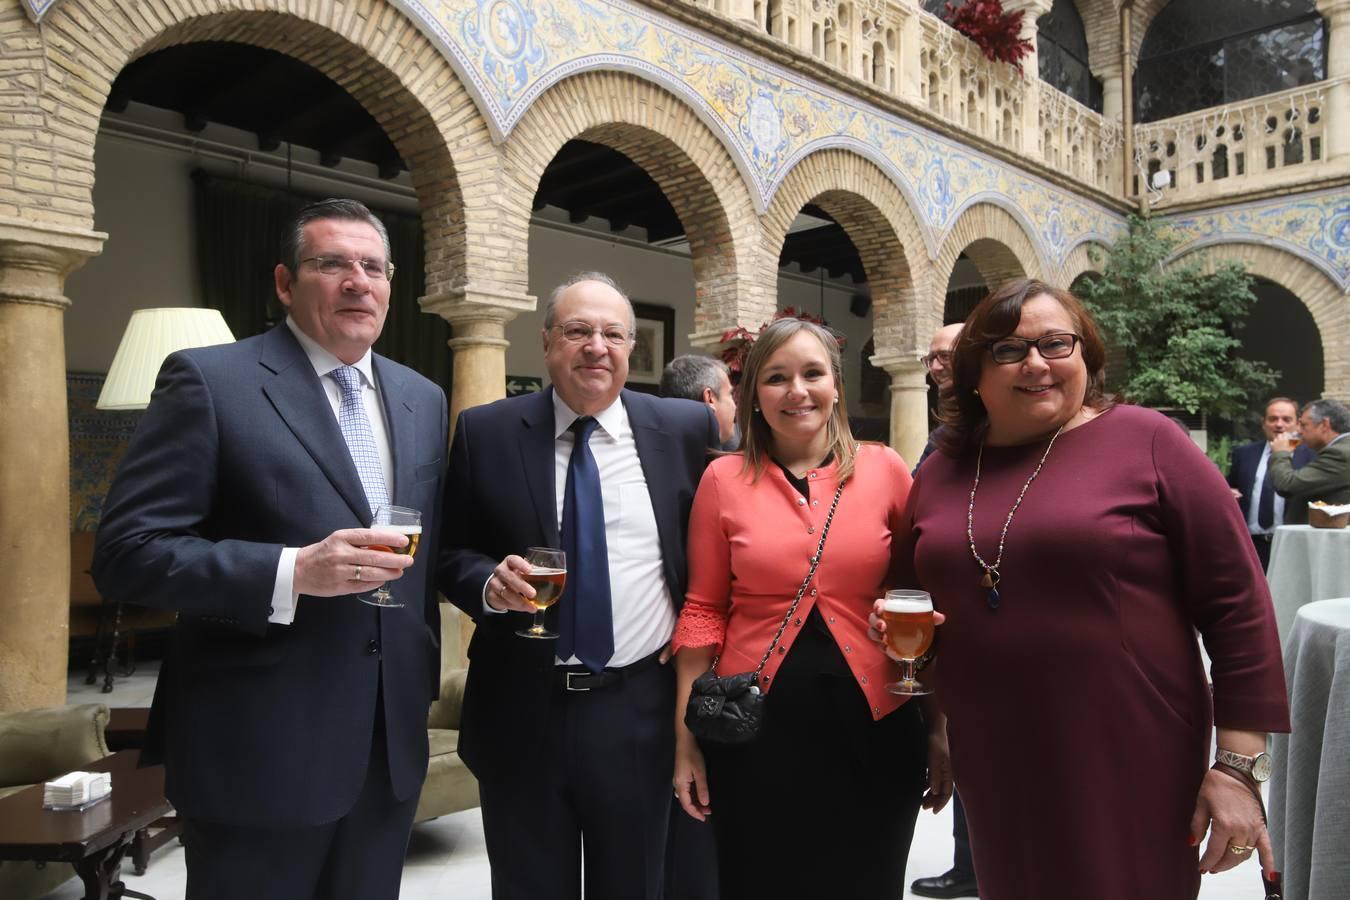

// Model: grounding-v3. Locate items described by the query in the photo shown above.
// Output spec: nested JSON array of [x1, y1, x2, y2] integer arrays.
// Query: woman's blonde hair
[[736, 318, 859, 482]]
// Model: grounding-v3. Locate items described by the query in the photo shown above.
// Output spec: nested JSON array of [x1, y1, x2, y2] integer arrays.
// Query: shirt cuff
[[269, 548, 301, 625], [481, 572, 508, 615]]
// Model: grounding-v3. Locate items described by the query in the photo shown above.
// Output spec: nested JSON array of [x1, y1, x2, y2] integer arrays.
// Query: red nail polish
[[1187, 835, 1197, 847]]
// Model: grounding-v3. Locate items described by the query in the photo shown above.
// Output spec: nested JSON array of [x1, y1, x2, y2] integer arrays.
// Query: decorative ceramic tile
[[1159, 187, 1350, 291], [68, 373, 139, 532]]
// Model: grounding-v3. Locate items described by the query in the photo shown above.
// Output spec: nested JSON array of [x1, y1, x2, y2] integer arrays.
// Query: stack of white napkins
[[43, 771, 112, 809]]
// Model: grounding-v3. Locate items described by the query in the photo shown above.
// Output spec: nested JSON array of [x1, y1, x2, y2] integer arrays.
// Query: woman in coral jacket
[[671, 318, 951, 899]]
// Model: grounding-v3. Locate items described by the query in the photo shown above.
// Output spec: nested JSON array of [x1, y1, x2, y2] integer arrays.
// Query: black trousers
[[182, 694, 418, 900], [702, 630, 928, 900], [664, 794, 719, 900], [951, 790, 975, 877], [1250, 532, 1273, 570], [478, 659, 675, 900]]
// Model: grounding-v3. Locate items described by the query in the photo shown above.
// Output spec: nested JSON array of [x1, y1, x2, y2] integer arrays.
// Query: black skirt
[[700, 612, 929, 900]]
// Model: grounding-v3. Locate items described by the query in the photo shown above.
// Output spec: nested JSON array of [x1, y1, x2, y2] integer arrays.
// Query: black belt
[[1253, 533, 1274, 542], [554, 648, 664, 692]]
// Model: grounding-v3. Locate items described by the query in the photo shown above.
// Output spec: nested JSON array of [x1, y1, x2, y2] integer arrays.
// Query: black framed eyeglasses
[[987, 332, 1082, 365], [552, 321, 634, 347], [301, 255, 395, 280], [918, 350, 952, 369]]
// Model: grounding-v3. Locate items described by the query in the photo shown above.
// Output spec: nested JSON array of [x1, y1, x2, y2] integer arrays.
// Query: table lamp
[[95, 308, 236, 410]]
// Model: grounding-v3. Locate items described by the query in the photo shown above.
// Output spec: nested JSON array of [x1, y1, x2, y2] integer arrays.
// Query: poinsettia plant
[[943, 0, 1033, 75], [719, 308, 844, 384]]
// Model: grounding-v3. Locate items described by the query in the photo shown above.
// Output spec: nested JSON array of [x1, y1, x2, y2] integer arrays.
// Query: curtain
[[192, 170, 452, 396]]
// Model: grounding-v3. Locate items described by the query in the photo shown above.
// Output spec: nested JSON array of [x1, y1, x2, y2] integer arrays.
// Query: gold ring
[[353, 565, 362, 581], [1229, 844, 1254, 855]]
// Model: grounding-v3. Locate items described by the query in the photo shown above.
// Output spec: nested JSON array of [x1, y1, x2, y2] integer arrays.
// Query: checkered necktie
[[329, 365, 390, 514]]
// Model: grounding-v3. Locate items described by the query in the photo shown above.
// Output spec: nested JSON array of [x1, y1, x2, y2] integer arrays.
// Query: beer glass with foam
[[517, 547, 567, 639], [882, 589, 935, 696], [362, 505, 422, 608]]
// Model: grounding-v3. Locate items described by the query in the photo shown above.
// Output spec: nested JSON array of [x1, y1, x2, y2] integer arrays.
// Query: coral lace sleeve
[[673, 465, 731, 652]]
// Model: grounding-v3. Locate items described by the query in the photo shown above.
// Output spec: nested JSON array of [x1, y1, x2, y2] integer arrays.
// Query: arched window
[[1037, 0, 1103, 111], [1135, 0, 1326, 123]]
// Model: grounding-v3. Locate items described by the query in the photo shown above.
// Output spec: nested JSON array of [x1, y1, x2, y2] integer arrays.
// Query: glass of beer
[[362, 505, 422, 608], [516, 547, 566, 639], [882, 589, 935, 696], [1287, 431, 1302, 450]]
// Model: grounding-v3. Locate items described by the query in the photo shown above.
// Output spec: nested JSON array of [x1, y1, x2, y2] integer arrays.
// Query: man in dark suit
[[438, 272, 717, 900], [1227, 397, 1312, 568], [93, 199, 447, 900], [1269, 398, 1350, 523]]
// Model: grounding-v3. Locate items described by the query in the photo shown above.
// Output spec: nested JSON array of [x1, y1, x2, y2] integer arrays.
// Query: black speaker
[[849, 294, 871, 317]]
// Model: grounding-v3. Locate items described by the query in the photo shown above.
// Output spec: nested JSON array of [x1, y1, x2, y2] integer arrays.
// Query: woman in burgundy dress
[[877, 280, 1289, 899]]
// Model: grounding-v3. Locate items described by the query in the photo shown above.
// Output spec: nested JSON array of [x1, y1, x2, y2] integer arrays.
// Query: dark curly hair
[[936, 279, 1113, 456]]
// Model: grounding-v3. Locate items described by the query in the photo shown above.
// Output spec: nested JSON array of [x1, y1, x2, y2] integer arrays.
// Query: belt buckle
[[565, 672, 591, 692]]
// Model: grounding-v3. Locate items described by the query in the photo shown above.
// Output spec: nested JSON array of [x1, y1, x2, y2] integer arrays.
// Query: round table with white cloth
[[1266, 525, 1350, 644], [1270, 598, 1350, 900]]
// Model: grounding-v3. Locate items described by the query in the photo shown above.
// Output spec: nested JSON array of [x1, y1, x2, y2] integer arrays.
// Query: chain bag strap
[[684, 482, 845, 745]]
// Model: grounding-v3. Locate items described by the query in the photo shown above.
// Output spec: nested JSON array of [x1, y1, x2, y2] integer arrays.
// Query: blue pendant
[[987, 586, 1001, 609]]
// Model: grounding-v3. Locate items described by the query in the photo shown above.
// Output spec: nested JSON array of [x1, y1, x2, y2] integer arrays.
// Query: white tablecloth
[[1270, 598, 1350, 900], [1267, 526, 1350, 644]]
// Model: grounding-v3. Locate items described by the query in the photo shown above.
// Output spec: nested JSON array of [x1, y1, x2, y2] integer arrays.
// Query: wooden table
[[0, 750, 168, 899]]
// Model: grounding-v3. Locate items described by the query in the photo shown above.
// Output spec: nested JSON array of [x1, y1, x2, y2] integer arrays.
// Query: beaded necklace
[[966, 424, 1066, 609]]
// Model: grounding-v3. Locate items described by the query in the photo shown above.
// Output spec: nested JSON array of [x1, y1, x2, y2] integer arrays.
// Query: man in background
[[1227, 397, 1312, 568], [661, 353, 738, 450], [1269, 398, 1350, 523]]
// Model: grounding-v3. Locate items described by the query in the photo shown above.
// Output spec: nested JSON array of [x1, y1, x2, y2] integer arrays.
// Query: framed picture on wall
[[626, 302, 675, 395]]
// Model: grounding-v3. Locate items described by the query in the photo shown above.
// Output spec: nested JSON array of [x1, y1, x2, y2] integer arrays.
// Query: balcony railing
[[1132, 80, 1342, 205], [918, 10, 1026, 152], [1038, 81, 1122, 194], [671, 0, 1339, 203]]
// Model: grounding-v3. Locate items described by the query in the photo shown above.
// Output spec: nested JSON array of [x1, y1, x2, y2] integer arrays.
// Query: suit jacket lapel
[[520, 388, 560, 547], [259, 325, 372, 524], [373, 356, 417, 506]]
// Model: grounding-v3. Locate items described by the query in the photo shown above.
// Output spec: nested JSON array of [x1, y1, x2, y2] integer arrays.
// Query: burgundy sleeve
[[1152, 420, 1290, 732]]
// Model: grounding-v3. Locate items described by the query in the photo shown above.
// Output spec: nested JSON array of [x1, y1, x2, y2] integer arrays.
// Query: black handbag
[[683, 482, 844, 745]]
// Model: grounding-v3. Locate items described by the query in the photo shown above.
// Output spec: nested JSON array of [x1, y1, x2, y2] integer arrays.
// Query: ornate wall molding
[[1160, 187, 1350, 293]]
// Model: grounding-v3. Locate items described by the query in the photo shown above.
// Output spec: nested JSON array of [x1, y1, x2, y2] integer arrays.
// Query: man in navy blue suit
[[94, 199, 447, 900], [1227, 396, 1312, 569], [438, 272, 717, 900]]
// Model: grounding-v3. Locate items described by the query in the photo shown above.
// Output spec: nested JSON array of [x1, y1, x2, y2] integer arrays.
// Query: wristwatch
[[1215, 748, 1273, 783]]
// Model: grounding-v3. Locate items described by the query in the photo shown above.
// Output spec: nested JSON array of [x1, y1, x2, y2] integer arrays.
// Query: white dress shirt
[[550, 392, 675, 667], [1246, 443, 1286, 536], [269, 317, 393, 624]]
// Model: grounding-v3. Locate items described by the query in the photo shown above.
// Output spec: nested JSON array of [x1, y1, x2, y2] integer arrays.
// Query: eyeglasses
[[301, 255, 395, 280], [987, 332, 1082, 365], [919, 350, 952, 369], [552, 321, 634, 347]]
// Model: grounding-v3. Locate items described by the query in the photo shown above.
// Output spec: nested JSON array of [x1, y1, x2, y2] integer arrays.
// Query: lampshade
[[96, 308, 236, 410]]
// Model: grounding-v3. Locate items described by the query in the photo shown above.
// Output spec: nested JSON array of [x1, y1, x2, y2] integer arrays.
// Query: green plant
[[1206, 434, 1233, 474], [1076, 214, 1277, 420]]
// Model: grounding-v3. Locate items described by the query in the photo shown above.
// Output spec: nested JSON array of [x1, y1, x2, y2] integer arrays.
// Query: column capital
[[1003, 0, 1053, 20], [870, 351, 928, 386], [0, 222, 104, 311], [421, 282, 535, 324]]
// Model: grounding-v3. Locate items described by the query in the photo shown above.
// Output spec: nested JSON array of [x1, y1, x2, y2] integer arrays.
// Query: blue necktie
[[556, 417, 614, 672], [1257, 459, 1276, 529], [329, 365, 390, 515]]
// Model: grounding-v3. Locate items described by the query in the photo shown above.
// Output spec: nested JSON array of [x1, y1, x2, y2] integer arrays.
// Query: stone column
[[896, 3, 924, 103], [0, 221, 104, 713], [1005, 0, 1053, 161], [1097, 60, 1123, 121], [421, 283, 534, 664], [421, 284, 536, 433], [873, 352, 931, 466], [1317, 0, 1350, 162]]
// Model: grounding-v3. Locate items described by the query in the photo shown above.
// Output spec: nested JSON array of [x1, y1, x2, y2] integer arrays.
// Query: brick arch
[[27, 0, 493, 296], [763, 149, 931, 355], [1171, 242, 1348, 398], [1059, 240, 1108, 287], [933, 202, 1044, 309], [502, 70, 763, 341]]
